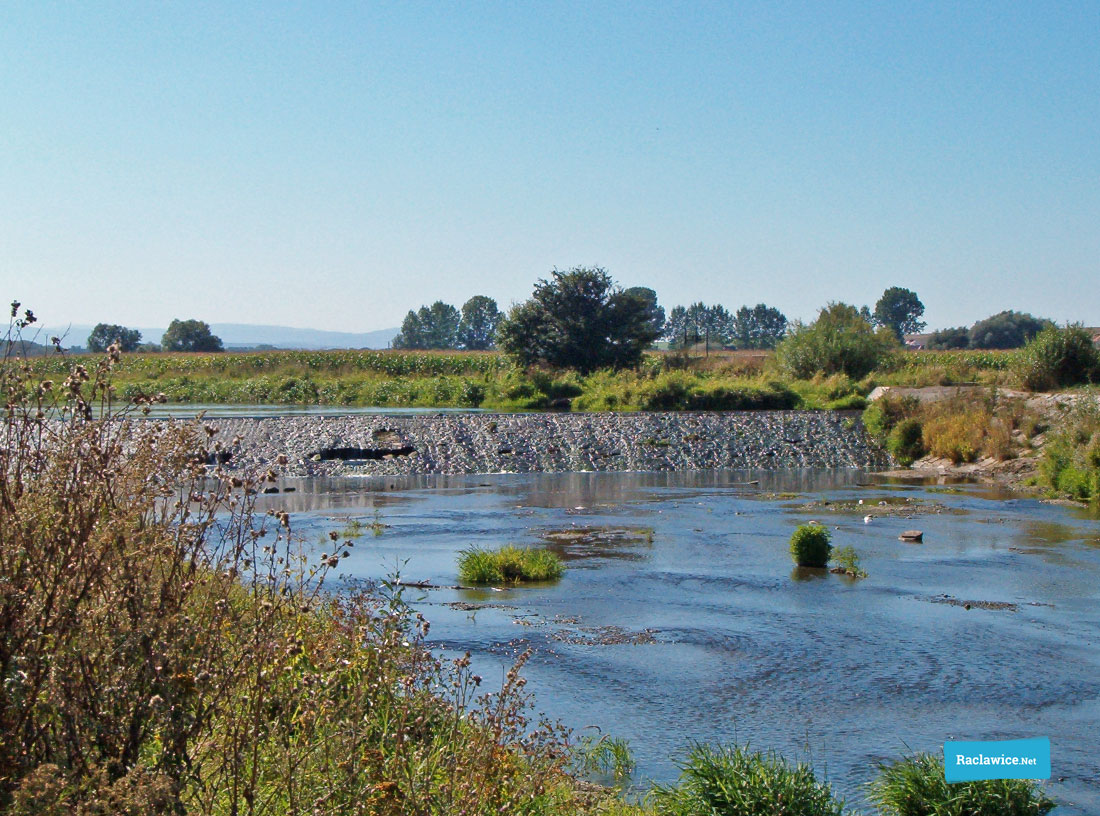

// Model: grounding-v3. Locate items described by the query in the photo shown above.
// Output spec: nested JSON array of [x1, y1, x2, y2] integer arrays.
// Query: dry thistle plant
[[0, 304, 581, 816]]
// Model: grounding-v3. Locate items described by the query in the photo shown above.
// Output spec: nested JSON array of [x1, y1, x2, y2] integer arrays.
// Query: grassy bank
[[19, 346, 1027, 412]]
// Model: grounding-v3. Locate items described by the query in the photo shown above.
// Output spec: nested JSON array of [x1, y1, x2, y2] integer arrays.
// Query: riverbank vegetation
[[18, 342, 1054, 411], [3, 313, 1062, 814]]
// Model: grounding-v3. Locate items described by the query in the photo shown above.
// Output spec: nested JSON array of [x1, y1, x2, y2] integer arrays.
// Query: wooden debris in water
[[899, 529, 924, 541]]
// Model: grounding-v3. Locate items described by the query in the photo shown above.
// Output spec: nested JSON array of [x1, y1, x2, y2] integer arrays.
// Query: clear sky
[[2, 1, 1098, 333]]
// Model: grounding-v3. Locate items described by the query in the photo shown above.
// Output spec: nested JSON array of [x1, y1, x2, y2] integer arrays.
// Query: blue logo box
[[944, 738, 1050, 782]]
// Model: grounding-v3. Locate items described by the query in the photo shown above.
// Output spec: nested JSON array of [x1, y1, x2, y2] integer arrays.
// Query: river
[[257, 469, 1100, 813]]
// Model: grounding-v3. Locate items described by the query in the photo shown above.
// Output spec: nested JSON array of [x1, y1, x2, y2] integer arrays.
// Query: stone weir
[[202, 411, 888, 477]]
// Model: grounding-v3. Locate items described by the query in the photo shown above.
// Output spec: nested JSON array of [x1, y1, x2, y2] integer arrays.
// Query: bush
[[458, 545, 565, 584], [1037, 399, 1100, 501], [651, 743, 846, 816], [868, 752, 1054, 816], [830, 545, 867, 578], [863, 394, 920, 443], [775, 302, 899, 380], [888, 417, 926, 465], [1016, 324, 1099, 391], [922, 409, 990, 464], [789, 524, 832, 568]]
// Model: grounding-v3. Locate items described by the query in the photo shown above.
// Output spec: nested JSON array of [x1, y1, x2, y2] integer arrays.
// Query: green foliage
[[789, 524, 832, 568], [926, 326, 970, 350], [830, 545, 867, 578], [1037, 395, 1100, 501], [874, 286, 926, 342], [888, 417, 926, 465], [497, 267, 663, 372], [825, 393, 868, 410], [651, 744, 846, 816], [968, 310, 1051, 350], [622, 287, 666, 339], [1016, 323, 1099, 391], [161, 318, 224, 352], [868, 753, 1054, 816], [732, 303, 788, 349], [393, 300, 462, 349], [87, 323, 142, 353], [663, 302, 736, 350], [457, 545, 565, 584], [457, 294, 502, 350], [574, 734, 636, 781], [775, 302, 899, 379], [863, 394, 920, 442]]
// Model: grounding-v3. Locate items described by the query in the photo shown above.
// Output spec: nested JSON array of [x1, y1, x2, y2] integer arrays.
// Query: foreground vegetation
[[1, 313, 1061, 814]]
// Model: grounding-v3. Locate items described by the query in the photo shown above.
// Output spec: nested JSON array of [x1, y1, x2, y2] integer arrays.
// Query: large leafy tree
[[731, 304, 788, 349], [87, 323, 142, 353], [161, 319, 223, 352], [392, 301, 461, 349], [621, 287, 665, 340], [457, 295, 501, 350], [873, 287, 926, 341], [967, 310, 1050, 349], [496, 267, 661, 372]]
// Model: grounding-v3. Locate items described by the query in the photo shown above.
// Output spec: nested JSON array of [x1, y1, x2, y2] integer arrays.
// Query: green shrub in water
[[869, 752, 1054, 816], [457, 545, 564, 585], [651, 743, 846, 816], [830, 545, 867, 578], [888, 417, 926, 465], [790, 524, 832, 568]]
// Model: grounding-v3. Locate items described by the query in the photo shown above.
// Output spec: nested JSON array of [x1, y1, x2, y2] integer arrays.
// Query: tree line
[[87, 319, 224, 353], [84, 268, 1060, 369]]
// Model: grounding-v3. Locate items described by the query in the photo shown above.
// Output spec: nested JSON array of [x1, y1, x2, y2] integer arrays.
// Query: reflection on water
[[265, 469, 1100, 814]]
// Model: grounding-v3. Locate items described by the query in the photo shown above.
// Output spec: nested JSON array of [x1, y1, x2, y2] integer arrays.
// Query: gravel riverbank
[[201, 410, 889, 477]]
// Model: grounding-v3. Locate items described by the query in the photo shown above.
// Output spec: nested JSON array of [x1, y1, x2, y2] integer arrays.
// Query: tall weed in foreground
[[651, 743, 846, 816], [869, 753, 1054, 816], [0, 306, 580, 815]]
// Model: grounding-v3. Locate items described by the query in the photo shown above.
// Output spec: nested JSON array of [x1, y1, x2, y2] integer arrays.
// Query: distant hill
[[33, 323, 400, 351]]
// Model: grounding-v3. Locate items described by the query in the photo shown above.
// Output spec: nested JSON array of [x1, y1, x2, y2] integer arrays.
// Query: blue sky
[[2, 2, 1098, 333]]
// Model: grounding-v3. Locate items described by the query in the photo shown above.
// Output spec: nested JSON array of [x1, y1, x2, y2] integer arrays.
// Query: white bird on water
[[863, 515, 873, 524]]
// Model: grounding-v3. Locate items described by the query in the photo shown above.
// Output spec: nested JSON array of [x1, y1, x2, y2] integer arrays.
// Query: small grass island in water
[[458, 545, 564, 585]]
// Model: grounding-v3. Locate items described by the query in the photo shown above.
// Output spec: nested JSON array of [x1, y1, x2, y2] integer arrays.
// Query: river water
[[259, 469, 1100, 813]]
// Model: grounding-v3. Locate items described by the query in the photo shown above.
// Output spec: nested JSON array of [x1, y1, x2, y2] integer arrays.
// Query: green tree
[[873, 286, 925, 341], [732, 304, 788, 349], [665, 303, 733, 350], [775, 302, 899, 379], [161, 319, 223, 352], [496, 267, 661, 372], [392, 301, 461, 349], [968, 310, 1051, 349], [926, 326, 969, 349], [457, 295, 501, 350], [87, 323, 142, 353], [621, 287, 665, 339]]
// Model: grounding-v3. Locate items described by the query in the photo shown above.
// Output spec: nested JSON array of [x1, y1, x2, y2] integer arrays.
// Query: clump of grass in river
[[458, 545, 564, 585], [868, 752, 1054, 816]]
